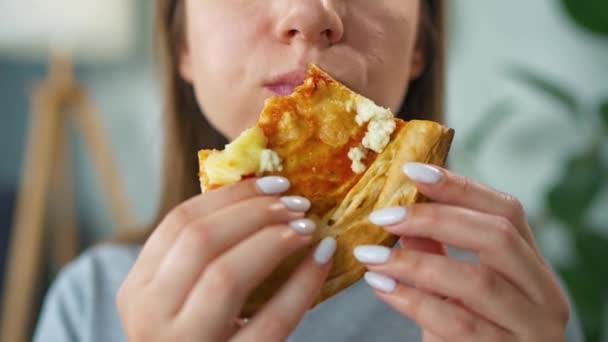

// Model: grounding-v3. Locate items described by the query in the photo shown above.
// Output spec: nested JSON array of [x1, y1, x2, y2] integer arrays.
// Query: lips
[[263, 68, 308, 96], [266, 84, 298, 96]]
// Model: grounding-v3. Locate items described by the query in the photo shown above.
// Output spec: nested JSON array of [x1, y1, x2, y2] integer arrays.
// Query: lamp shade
[[0, 0, 134, 62]]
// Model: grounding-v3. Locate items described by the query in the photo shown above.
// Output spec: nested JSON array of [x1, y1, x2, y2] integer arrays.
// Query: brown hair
[[118, 0, 445, 243]]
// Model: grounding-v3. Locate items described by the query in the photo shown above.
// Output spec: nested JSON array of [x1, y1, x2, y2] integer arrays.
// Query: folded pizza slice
[[198, 65, 454, 316]]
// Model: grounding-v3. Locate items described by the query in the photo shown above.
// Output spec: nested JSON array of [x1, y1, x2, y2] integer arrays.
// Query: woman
[[35, 1, 581, 341]]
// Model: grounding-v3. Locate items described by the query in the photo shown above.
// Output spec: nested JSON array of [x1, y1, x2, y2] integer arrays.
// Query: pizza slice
[[198, 65, 454, 316]]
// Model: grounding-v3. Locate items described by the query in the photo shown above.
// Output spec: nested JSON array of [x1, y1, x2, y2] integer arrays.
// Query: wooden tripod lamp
[[0, 1, 136, 341]]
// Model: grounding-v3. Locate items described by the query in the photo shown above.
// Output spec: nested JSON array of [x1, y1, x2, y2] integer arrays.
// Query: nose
[[274, 1, 344, 46]]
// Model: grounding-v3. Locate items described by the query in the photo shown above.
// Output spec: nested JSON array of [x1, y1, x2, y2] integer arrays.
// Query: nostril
[[287, 29, 299, 38]]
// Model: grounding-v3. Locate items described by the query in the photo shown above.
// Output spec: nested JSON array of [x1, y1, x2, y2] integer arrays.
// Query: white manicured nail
[[256, 176, 290, 194], [289, 219, 316, 235], [314, 237, 337, 265], [369, 207, 407, 226], [354, 245, 392, 264], [364, 272, 397, 293], [281, 196, 311, 212], [403, 162, 443, 184]]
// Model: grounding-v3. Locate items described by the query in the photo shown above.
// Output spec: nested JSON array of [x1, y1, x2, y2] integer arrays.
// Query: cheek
[[189, 6, 261, 89], [185, 2, 271, 137], [348, 3, 420, 111]]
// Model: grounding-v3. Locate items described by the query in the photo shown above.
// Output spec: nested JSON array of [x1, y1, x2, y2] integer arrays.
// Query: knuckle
[[204, 262, 240, 299], [452, 313, 478, 338], [500, 192, 525, 222], [472, 267, 498, 294], [453, 174, 472, 195], [415, 206, 441, 229], [246, 177, 263, 195], [262, 199, 280, 217], [183, 220, 212, 249], [255, 310, 290, 339], [404, 290, 427, 317], [167, 204, 192, 229], [406, 252, 426, 275], [261, 196, 286, 216], [416, 260, 441, 285], [492, 217, 518, 249]]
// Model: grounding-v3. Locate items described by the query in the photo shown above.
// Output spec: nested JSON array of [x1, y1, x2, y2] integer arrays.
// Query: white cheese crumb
[[355, 97, 396, 153], [355, 97, 393, 125], [348, 146, 368, 174], [362, 118, 396, 153], [258, 149, 283, 173]]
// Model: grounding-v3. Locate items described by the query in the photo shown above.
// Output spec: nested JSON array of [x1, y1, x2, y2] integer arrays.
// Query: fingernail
[[402, 162, 442, 184], [289, 218, 316, 235], [314, 237, 337, 265], [256, 176, 290, 194], [280, 196, 311, 212], [364, 272, 397, 293], [354, 245, 392, 264], [369, 207, 407, 226]]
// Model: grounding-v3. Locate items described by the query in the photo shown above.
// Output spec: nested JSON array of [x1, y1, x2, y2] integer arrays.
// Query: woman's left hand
[[353, 163, 570, 342]]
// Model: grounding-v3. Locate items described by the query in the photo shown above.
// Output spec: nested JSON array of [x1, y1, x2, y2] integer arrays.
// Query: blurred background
[[0, 0, 607, 341]]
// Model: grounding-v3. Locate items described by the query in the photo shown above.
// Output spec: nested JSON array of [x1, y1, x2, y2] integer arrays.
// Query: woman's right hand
[[117, 176, 336, 341]]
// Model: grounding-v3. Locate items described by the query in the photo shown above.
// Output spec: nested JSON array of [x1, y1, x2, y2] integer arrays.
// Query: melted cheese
[[204, 126, 282, 186]]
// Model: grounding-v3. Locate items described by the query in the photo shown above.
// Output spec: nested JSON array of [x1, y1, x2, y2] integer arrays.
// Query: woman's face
[[180, 0, 424, 140]]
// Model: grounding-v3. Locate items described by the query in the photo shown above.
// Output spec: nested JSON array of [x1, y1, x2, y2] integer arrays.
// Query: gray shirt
[[34, 244, 584, 342]]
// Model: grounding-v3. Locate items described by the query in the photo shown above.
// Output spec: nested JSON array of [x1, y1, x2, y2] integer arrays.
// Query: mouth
[[263, 68, 308, 96]]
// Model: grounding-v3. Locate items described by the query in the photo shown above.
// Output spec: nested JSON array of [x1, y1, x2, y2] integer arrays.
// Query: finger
[[128, 176, 291, 287], [356, 246, 532, 332], [364, 272, 512, 341], [232, 237, 336, 342], [398, 236, 446, 286], [399, 237, 445, 256], [402, 163, 536, 247], [179, 223, 318, 339], [150, 196, 310, 314], [371, 203, 547, 301], [422, 331, 447, 342]]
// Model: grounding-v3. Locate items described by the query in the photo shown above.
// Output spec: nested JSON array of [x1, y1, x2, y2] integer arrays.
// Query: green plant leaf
[[599, 99, 608, 131], [546, 152, 605, 225], [561, 0, 608, 36], [559, 263, 606, 342], [509, 66, 579, 117], [559, 229, 608, 342], [573, 229, 608, 281]]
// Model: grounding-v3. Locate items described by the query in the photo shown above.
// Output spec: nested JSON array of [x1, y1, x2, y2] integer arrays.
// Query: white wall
[[68, 0, 160, 243], [77, 65, 161, 242], [446, 0, 608, 263]]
